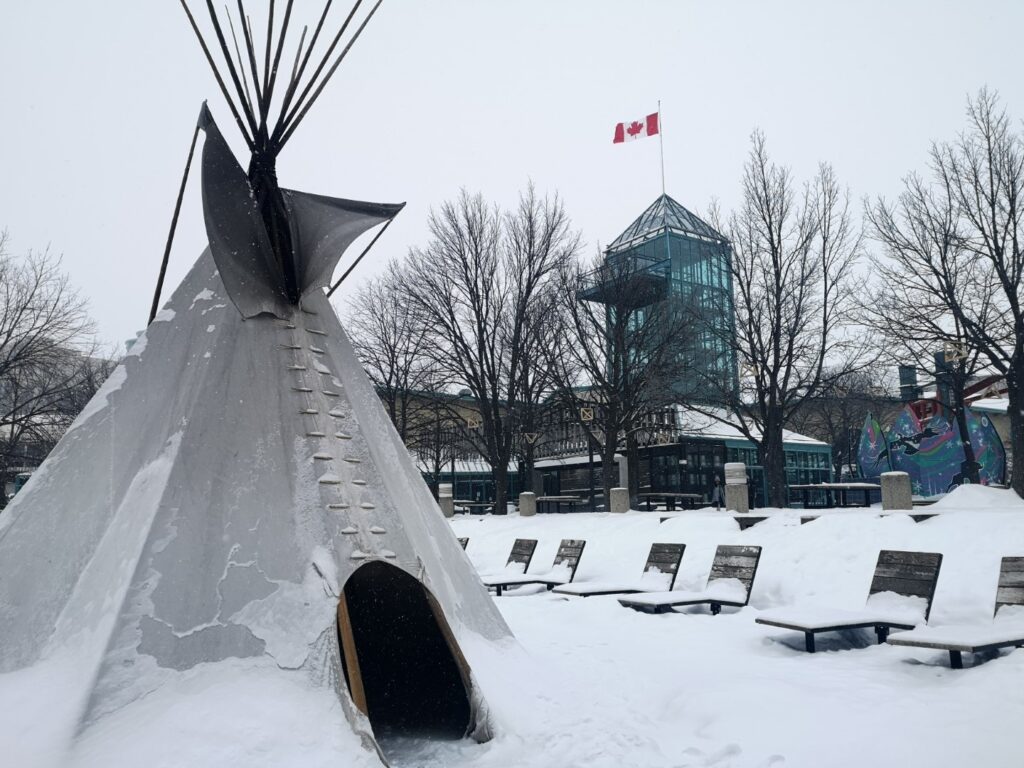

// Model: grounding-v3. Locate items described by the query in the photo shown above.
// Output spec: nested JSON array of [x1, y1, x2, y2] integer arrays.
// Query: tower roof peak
[[608, 193, 727, 252]]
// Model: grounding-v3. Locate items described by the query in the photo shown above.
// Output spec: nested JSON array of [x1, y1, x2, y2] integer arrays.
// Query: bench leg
[[875, 626, 889, 644], [710, 603, 721, 616], [495, 585, 503, 597], [949, 650, 963, 669], [805, 632, 816, 653]]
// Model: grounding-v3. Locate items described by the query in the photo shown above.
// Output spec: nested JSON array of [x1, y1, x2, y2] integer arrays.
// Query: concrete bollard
[[519, 491, 537, 517], [439, 493, 454, 518], [724, 462, 749, 514], [610, 487, 629, 513], [881, 471, 913, 511]]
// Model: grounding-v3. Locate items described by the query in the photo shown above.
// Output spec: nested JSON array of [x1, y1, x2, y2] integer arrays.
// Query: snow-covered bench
[[887, 556, 1024, 668], [553, 543, 686, 598], [756, 549, 943, 652], [617, 545, 762, 614], [483, 539, 586, 596]]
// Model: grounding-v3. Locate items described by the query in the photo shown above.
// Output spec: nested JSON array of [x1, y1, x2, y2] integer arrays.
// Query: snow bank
[[449, 499, 1024, 767], [930, 484, 1024, 512], [68, 662, 379, 768]]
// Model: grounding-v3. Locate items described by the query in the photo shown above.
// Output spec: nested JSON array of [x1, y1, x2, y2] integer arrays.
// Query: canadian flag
[[613, 112, 659, 143]]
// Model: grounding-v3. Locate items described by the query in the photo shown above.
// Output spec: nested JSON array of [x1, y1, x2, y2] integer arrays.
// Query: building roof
[[414, 457, 518, 474], [672, 406, 830, 447], [969, 397, 1009, 415], [607, 194, 728, 252]]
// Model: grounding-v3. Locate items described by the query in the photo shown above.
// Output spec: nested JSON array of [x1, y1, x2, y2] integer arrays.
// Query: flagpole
[[658, 99, 666, 197], [659, 100, 671, 266]]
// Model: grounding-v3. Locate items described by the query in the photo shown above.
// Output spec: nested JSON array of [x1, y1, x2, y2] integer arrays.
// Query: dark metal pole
[[588, 433, 595, 512], [149, 123, 202, 325], [178, 0, 255, 149], [273, 0, 365, 145], [278, 0, 385, 147]]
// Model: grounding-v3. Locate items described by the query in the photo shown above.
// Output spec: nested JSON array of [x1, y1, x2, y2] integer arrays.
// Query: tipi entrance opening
[[338, 561, 472, 743]]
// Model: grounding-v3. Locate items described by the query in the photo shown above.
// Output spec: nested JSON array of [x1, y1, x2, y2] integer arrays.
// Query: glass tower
[[597, 194, 738, 402]]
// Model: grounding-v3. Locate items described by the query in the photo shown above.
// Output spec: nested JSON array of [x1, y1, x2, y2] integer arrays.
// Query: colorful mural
[[857, 404, 1006, 497], [968, 408, 1007, 487], [857, 414, 890, 479]]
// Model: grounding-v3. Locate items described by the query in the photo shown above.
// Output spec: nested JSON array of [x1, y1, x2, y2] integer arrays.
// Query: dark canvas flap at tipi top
[[283, 189, 404, 295], [198, 106, 404, 319]]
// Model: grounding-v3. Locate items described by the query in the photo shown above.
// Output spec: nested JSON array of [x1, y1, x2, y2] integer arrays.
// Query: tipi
[[0, 3, 513, 766]]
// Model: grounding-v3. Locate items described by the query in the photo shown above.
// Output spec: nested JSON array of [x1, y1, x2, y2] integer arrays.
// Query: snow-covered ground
[[434, 485, 1024, 768], [4, 485, 1023, 768]]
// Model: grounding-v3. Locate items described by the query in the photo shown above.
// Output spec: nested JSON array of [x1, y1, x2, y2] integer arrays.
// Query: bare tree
[[544, 250, 695, 506], [869, 88, 1024, 496], [862, 257, 990, 485], [343, 261, 446, 443], [787, 368, 899, 478], [700, 133, 873, 507], [401, 186, 579, 511], [0, 232, 103, 505]]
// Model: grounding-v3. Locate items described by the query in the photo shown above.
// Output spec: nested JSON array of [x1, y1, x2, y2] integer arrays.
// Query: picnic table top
[[537, 495, 585, 502], [788, 482, 881, 491]]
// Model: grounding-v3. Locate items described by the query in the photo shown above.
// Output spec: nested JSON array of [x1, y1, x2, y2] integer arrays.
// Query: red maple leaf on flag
[[626, 121, 644, 137]]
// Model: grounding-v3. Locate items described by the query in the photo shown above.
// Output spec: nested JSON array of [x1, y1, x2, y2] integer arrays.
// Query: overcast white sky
[[2, 0, 1023, 348]]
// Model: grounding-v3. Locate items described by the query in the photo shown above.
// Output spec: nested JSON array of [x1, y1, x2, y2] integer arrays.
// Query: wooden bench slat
[[648, 543, 683, 558], [996, 586, 1024, 605], [713, 554, 761, 568], [870, 576, 941, 598], [873, 564, 948, 580], [710, 565, 758, 582], [876, 550, 943, 567], [718, 545, 763, 558]]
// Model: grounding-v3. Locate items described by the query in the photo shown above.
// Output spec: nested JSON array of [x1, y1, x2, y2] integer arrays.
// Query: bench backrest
[[643, 543, 686, 590], [995, 556, 1024, 614], [507, 538, 538, 570], [552, 539, 587, 582], [707, 545, 762, 605], [457, 537, 469, 550], [868, 550, 943, 621]]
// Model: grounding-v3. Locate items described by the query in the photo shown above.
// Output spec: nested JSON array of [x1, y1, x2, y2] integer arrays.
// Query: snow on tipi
[[0, 4, 513, 766]]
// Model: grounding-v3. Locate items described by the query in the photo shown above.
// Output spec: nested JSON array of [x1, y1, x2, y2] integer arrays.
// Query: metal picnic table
[[788, 482, 880, 509], [637, 492, 705, 511], [454, 499, 497, 515], [536, 495, 587, 514]]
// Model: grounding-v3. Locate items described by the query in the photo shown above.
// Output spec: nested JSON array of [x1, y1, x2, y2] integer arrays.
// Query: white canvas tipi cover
[[0, 245, 514, 766]]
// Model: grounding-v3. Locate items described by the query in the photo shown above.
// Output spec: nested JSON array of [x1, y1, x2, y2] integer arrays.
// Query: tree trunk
[[601, 439, 618, 509], [522, 441, 538, 495], [625, 431, 641, 508], [492, 462, 508, 514], [759, 422, 788, 508], [950, 397, 981, 485], [1007, 373, 1024, 498]]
